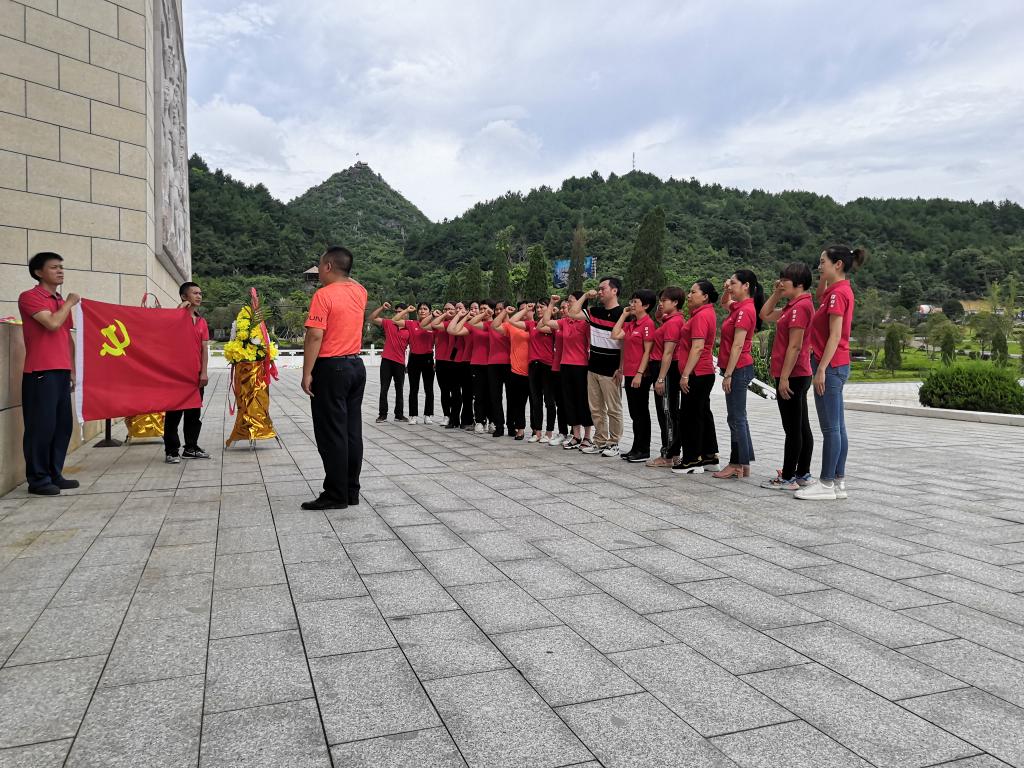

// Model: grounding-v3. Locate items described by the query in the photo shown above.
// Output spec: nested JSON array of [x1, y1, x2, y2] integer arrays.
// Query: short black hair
[[28, 251, 62, 281], [779, 262, 813, 290], [599, 276, 622, 294], [630, 289, 657, 311], [179, 281, 200, 299], [660, 286, 685, 307], [321, 245, 354, 275]]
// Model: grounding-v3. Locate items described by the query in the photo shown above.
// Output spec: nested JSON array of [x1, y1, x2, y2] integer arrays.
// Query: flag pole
[[94, 418, 122, 448]]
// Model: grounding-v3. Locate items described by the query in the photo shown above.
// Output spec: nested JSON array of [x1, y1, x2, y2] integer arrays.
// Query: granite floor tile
[[215, 525, 279, 556], [416, 546, 505, 586], [700, 554, 828, 596], [8, 600, 127, 666], [785, 590, 953, 648], [434, 509, 506, 534], [900, 603, 1024, 661], [210, 584, 296, 639], [808, 543, 939, 580], [199, 699, 331, 768], [450, 580, 560, 634], [425, 668, 592, 768], [558, 692, 735, 768], [494, 624, 643, 706], [329, 727, 467, 767], [277, 532, 348, 564], [743, 663, 975, 768], [0, 655, 106, 749], [710, 720, 873, 768], [0, 739, 72, 768], [901, 639, 1024, 707], [681, 579, 821, 631], [900, 688, 1024, 768], [345, 540, 421, 574], [611, 642, 795, 736], [651, 606, 808, 675], [285, 559, 366, 603], [394, 523, 466, 552], [904, 550, 1024, 592], [566, 522, 655, 550], [129, 571, 213, 622], [363, 568, 458, 617], [543, 593, 674, 653], [328, 513, 396, 544], [387, 609, 508, 680], [497, 556, 600, 599], [143, 543, 216, 578], [463, 531, 546, 562], [295, 596, 394, 657], [617, 545, 723, 583], [205, 629, 313, 713], [213, 550, 286, 590], [533, 536, 628, 572], [900, 574, 1024, 625], [66, 675, 203, 768], [310, 647, 439, 745], [582, 566, 704, 614], [797, 565, 947, 611], [49, 562, 143, 607], [100, 613, 208, 687], [766, 622, 964, 700]]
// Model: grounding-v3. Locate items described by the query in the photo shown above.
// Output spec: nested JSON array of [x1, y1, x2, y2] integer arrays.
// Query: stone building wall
[[0, 0, 189, 493]]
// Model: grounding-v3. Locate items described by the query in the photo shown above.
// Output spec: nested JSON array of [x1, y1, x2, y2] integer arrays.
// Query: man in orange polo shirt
[[18, 252, 80, 495], [301, 246, 368, 510]]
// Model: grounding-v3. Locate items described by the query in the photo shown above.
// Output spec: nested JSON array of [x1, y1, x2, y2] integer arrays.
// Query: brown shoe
[[645, 456, 674, 468]]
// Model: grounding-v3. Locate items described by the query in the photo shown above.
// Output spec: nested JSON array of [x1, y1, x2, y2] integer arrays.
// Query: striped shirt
[[583, 304, 624, 376]]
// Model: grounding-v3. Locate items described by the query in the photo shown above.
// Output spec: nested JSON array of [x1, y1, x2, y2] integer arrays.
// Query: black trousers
[[379, 358, 405, 418], [471, 364, 490, 424], [435, 360, 454, 419], [164, 387, 204, 456], [559, 364, 592, 428], [22, 369, 73, 490], [456, 362, 474, 425], [776, 375, 813, 478], [311, 356, 365, 502], [507, 373, 529, 431], [487, 363, 511, 430], [549, 371, 568, 434], [407, 352, 434, 417], [659, 366, 682, 458], [528, 361, 557, 432], [679, 373, 717, 464], [624, 374, 654, 456]]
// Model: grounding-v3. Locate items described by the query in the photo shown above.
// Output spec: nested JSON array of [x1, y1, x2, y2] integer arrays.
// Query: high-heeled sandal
[[712, 465, 744, 479]]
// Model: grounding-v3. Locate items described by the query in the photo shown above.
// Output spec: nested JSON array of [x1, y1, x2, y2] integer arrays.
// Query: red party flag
[[73, 299, 202, 422]]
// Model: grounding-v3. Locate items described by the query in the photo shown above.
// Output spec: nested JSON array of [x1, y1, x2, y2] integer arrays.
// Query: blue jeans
[[722, 365, 755, 464], [811, 355, 849, 481]]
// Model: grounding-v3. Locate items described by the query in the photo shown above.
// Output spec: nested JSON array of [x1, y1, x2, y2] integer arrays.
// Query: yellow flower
[[268, 342, 279, 360]]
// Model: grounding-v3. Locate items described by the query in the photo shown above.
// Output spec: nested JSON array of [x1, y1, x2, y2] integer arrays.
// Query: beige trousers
[[587, 371, 623, 447]]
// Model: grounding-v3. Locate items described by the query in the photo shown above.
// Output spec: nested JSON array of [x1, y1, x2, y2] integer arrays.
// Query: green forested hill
[[189, 155, 1024, 312]]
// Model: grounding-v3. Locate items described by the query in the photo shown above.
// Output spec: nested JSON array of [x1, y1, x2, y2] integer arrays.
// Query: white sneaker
[[794, 479, 837, 500], [527, 435, 540, 443], [601, 445, 620, 458], [423, 416, 433, 425], [409, 416, 419, 425], [538, 435, 550, 444], [550, 434, 566, 447], [474, 423, 484, 434], [580, 441, 601, 455], [835, 479, 848, 500]]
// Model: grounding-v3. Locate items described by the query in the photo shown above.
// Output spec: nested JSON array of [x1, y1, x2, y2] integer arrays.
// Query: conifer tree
[[627, 206, 666, 294], [883, 326, 903, 375], [490, 252, 511, 303], [567, 223, 587, 294], [461, 258, 483, 301], [992, 329, 1009, 367], [523, 244, 549, 302], [443, 271, 462, 304]]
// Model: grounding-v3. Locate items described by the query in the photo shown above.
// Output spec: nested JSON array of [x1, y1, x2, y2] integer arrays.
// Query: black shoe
[[301, 494, 348, 510], [462, 423, 475, 431], [28, 484, 60, 496], [627, 454, 651, 463], [492, 429, 504, 438], [348, 496, 360, 506], [181, 447, 210, 460], [376, 416, 387, 423], [701, 454, 720, 467], [394, 416, 408, 423], [54, 477, 80, 489], [514, 433, 525, 441], [444, 421, 458, 429], [620, 451, 634, 461]]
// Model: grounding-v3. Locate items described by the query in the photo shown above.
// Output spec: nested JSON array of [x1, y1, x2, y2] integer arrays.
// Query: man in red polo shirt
[[18, 252, 80, 495]]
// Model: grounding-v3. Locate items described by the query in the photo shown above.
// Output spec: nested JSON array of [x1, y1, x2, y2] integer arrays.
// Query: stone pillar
[[0, 0, 189, 493]]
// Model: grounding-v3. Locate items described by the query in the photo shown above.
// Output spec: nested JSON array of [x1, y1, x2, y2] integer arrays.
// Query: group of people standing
[[363, 243, 866, 502]]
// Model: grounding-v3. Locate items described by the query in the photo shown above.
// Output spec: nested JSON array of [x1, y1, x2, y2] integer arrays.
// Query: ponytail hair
[[694, 279, 718, 305], [733, 269, 765, 330], [824, 244, 869, 274]]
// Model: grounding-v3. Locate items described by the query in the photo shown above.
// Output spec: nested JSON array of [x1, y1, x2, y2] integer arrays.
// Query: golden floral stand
[[124, 412, 165, 442], [225, 362, 279, 448]]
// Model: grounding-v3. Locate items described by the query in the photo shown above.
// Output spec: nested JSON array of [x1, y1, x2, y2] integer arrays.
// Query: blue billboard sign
[[553, 257, 597, 288]]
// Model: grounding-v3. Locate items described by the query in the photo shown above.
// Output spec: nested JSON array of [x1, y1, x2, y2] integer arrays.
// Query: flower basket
[[125, 292, 166, 442], [225, 361, 277, 446]]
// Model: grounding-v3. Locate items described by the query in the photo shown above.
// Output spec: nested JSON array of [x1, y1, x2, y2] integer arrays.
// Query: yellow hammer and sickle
[[99, 319, 131, 357]]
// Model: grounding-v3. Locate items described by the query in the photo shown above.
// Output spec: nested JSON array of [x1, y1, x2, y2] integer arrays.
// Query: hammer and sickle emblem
[[99, 320, 131, 357]]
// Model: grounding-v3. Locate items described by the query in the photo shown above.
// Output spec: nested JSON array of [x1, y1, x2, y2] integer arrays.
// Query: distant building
[[304, 266, 319, 287], [960, 300, 988, 316], [916, 304, 943, 316]]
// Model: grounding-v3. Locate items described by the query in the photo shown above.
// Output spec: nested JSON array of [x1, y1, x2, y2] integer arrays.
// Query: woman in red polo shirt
[[494, 304, 532, 440], [795, 245, 867, 501], [611, 289, 655, 462], [427, 303, 457, 425], [524, 298, 556, 442], [649, 287, 686, 467], [540, 300, 569, 446], [369, 302, 414, 422], [406, 302, 437, 425], [759, 263, 815, 489], [466, 302, 493, 433], [714, 270, 765, 479], [672, 280, 721, 474], [484, 301, 512, 437], [544, 292, 593, 450]]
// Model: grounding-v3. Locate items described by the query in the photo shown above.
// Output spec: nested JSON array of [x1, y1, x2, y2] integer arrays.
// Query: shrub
[[919, 364, 1024, 414]]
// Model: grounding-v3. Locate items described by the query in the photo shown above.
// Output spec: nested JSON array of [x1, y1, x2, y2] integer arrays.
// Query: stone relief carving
[[155, 0, 191, 281]]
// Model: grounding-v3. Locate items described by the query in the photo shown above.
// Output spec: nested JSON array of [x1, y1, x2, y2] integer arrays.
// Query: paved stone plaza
[[2, 368, 1024, 767]]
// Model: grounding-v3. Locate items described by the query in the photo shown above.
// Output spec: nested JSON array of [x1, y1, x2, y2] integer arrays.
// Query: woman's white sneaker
[[550, 434, 566, 447], [423, 416, 433, 425], [527, 435, 540, 443], [835, 479, 848, 499], [794, 480, 837, 500]]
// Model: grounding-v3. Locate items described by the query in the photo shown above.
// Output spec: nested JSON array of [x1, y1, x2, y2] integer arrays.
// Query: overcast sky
[[183, 0, 1024, 222]]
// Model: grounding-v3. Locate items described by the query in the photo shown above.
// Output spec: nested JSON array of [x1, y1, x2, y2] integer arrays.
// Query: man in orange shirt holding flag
[[301, 246, 368, 510]]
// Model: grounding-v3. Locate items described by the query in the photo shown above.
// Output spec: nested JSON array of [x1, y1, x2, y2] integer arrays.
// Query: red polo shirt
[[380, 319, 409, 364], [772, 293, 814, 378], [435, 321, 455, 361], [407, 321, 435, 355], [551, 325, 564, 372], [718, 298, 755, 370], [810, 280, 855, 367], [679, 303, 717, 376], [487, 325, 511, 365], [18, 285, 73, 373], [621, 315, 654, 377], [651, 312, 683, 366], [468, 324, 490, 365], [558, 318, 589, 367], [525, 320, 554, 365]]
